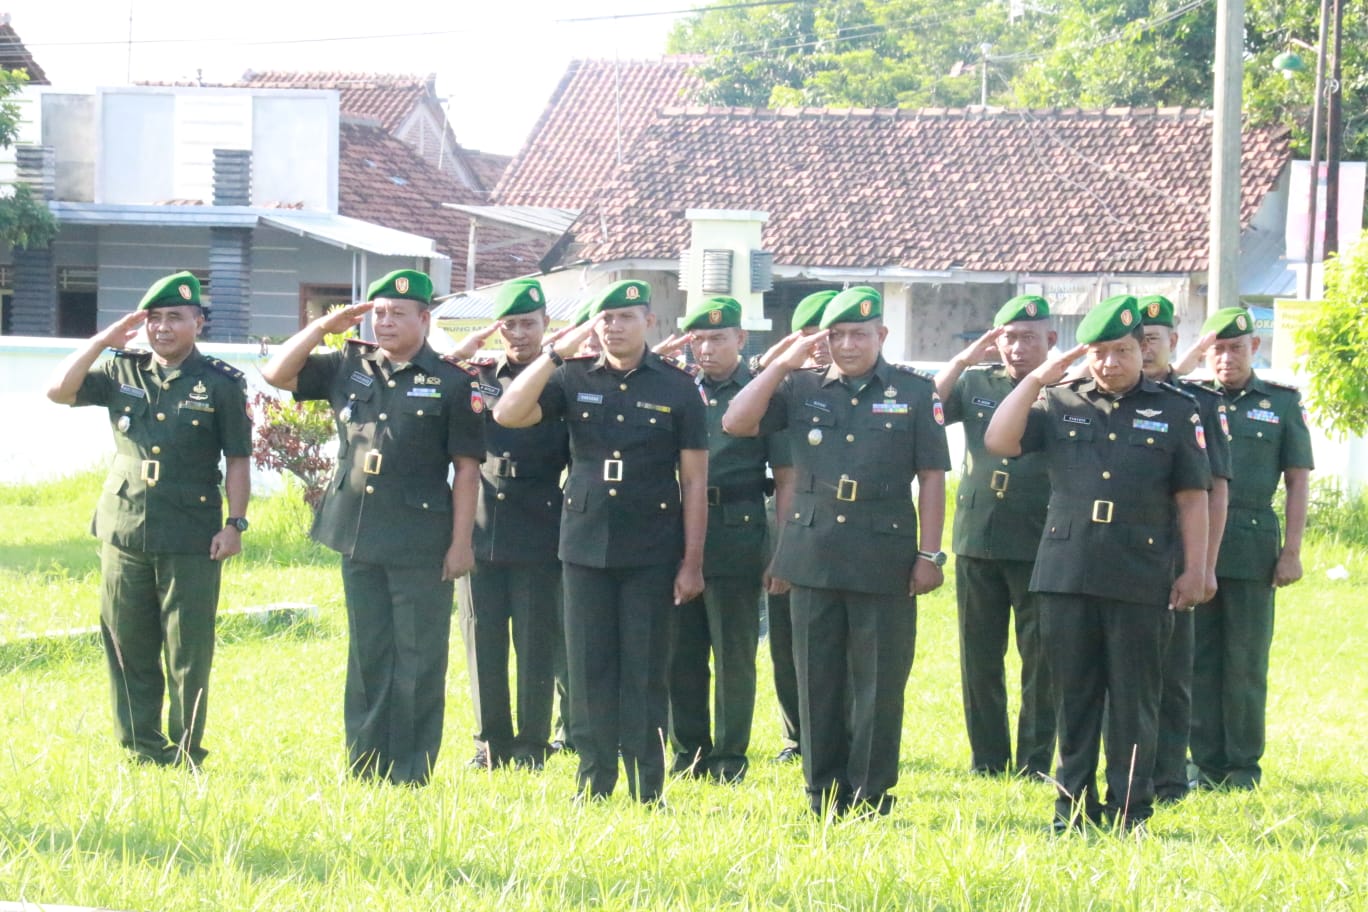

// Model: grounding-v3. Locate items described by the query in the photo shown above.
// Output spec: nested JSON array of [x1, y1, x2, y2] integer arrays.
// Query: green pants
[[1191, 577, 1275, 788], [99, 541, 221, 765]]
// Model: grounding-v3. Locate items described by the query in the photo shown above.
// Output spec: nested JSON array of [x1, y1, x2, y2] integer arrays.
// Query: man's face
[[144, 305, 203, 363], [1207, 334, 1259, 389], [499, 310, 549, 364], [1086, 331, 1143, 394], [598, 305, 654, 358], [689, 327, 746, 380], [371, 297, 430, 359], [1140, 325, 1178, 378], [826, 320, 886, 377], [800, 325, 832, 368], [996, 320, 1055, 380]]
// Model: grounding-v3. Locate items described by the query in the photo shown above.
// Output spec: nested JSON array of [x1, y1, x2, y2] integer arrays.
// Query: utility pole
[[1208, 0, 1244, 320], [1322, 0, 1345, 260], [1301, 0, 1331, 299]]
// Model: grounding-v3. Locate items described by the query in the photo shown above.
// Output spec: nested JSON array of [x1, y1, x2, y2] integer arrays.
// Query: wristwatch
[[916, 549, 947, 567], [225, 517, 250, 533], [542, 343, 565, 366]]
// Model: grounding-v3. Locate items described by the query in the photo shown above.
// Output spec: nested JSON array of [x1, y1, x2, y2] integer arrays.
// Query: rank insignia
[[189, 380, 209, 401], [1259, 399, 1271, 409], [885, 386, 898, 398]]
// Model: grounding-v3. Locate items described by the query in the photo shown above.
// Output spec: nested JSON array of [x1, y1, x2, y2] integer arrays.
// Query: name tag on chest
[[577, 392, 603, 404], [350, 371, 374, 387], [119, 384, 146, 399], [971, 397, 997, 408]]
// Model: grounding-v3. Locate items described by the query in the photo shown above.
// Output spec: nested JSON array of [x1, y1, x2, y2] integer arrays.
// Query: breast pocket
[[111, 396, 149, 435], [1127, 428, 1174, 476], [1053, 421, 1095, 466], [797, 404, 836, 432], [628, 405, 675, 433]]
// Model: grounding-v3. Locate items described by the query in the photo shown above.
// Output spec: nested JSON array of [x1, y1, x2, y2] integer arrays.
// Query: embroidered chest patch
[[1132, 418, 1168, 433], [1247, 408, 1280, 424]]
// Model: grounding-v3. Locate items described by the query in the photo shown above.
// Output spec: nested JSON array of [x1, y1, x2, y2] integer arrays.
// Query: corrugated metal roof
[[443, 204, 579, 235], [261, 211, 444, 259], [433, 288, 584, 322]]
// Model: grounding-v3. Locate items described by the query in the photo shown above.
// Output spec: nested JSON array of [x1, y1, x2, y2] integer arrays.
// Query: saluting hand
[[1172, 329, 1219, 378], [954, 327, 1005, 366], [449, 320, 505, 360], [770, 330, 829, 371], [315, 301, 374, 335], [652, 332, 693, 359], [1029, 343, 1088, 387], [546, 314, 604, 360], [95, 311, 148, 350]]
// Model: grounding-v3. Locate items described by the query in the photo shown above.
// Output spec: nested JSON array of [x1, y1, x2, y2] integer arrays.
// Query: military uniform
[[543, 339, 708, 801], [944, 362, 1055, 776], [74, 345, 251, 765], [1191, 369, 1312, 788], [758, 338, 949, 814], [457, 351, 570, 768], [669, 349, 791, 782], [295, 335, 485, 785]]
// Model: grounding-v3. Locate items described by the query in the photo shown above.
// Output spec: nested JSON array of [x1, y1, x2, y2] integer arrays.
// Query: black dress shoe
[[774, 746, 801, 763], [467, 749, 491, 770]]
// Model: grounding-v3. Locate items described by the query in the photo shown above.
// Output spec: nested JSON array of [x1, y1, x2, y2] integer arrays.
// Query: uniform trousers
[[1154, 608, 1195, 799], [457, 560, 560, 765], [766, 590, 801, 751], [792, 585, 917, 815], [1041, 594, 1170, 825], [553, 590, 573, 749], [99, 541, 220, 765], [1190, 578, 1275, 788], [562, 560, 675, 802], [955, 556, 1055, 776], [668, 574, 762, 779], [340, 557, 454, 786]]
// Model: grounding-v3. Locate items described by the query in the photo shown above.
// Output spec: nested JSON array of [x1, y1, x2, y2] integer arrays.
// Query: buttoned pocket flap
[[403, 488, 451, 514], [1045, 519, 1072, 540], [563, 477, 589, 513]]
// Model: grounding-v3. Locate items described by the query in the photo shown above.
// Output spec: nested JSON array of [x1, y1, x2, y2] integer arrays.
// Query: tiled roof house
[[0, 14, 47, 85], [538, 104, 1291, 359]]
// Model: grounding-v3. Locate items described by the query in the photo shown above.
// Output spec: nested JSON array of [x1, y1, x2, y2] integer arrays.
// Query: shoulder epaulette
[[1156, 380, 1198, 402], [345, 337, 378, 349], [1179, 380, 1222, 401], [893, 363, 935, 383], [110, 348, 151, 361], [1263, 378, 1301, 393], [204, 356, 244, 381], [464, 356, 496, 368], [655, 352, 695, 376], [441, 354, 481, 377]]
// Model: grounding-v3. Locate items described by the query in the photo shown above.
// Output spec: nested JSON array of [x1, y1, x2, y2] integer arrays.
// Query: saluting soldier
[[261, 269, 484, 786], [1189, 307, 1312, 790], [934, 294, 1057, 779], [1136, 295, 1231, 803], [46, 271, 252, 767], [985, 294, 1211, 833], [493, 279, 708, 804], [448, 279, 570, 771], [667, 296, 793, 783], [759, 289, 836, 764], [724, 286, 950, 818]]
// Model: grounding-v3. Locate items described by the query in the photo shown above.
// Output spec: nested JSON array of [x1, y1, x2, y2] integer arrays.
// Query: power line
[[557, 1, 798, 24]]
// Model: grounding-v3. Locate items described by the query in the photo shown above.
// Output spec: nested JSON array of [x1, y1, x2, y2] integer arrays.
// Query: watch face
[[228, 518, 249, 532]]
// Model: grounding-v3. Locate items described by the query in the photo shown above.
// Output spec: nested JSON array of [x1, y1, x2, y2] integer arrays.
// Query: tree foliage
[[1, 68, 58, 250], [668, 0, 1368, 161], [1298, 236, 1368, 437]]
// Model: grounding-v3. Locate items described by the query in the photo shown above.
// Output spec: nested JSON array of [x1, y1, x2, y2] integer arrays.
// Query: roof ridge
[[657, 105, 1216, 120]]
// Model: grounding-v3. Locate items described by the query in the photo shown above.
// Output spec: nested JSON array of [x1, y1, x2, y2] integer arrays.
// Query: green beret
[[792, 290, 838, 332], [139, 271, 202, 310], [1200, 306, 1254, 339], [594, 279, 651, 311], [681, 296, 742, 331], [1076, 295, 1141, 345], [493, 279, 546, 319], [992, 294, 1049, 327], [1137, 295, 1175, 327], [367, 269, 432, 305], [819, 286, 882, 329]]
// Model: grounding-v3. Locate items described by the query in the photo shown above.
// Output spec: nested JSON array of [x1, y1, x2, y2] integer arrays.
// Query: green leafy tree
[[1298, 236, 1368, 437], [0, 68, 58, 250]]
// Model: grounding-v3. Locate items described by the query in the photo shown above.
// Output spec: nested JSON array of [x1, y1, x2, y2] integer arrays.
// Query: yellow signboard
[[1272, 299, 1320, 370]]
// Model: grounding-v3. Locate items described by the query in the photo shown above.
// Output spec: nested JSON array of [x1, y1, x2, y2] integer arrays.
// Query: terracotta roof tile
[[243, 70, 431, 132], [339, 123, 543, 284], [560, 107, 1289, 275], [493, 57, 704, 208], [0, 19, 48, 84]]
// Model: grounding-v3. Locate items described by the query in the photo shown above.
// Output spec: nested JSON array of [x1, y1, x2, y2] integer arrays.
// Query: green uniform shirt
[[468, 354, 570, 564], [1202, 373, 1314, 582], [1166, 370, 1232, 481], [698, 360, 792, 578], [74, 347, 252, 554], [1020, 375, 1212, 606], [294, 340, 486, 567], [943, 365, 1051, 561], [759, 356, 951, 596]]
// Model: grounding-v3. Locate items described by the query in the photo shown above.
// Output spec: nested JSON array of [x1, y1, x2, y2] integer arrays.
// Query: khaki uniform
[[944, 364, 1055, 777], [1191, 374, 1313, 788], [295, 339, 485, 785], [457, 354, 570, 767], [74, 347, 251, 765], [669, 360, 790, 781], [759, 356, 950, 814], [1020, 375, 1211, 825]]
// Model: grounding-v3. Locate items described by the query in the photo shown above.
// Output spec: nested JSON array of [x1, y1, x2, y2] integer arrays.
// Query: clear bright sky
[[6, 0, 684, 155]]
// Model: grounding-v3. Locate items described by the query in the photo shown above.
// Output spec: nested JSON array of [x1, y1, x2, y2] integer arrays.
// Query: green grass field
[[1, 471, 1365, 910]]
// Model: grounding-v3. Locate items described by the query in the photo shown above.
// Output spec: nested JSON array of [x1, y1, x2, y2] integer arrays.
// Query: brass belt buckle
[[493, 456, 517, 478], [990, 470, 1010, 492], [363, 449, 383, 475], [141, 459, 160, 486], [706, 486, 721, 506], [1092, 499, 1114, 523], [836, 476, 858, 502], [603, 459, 623, 482]]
